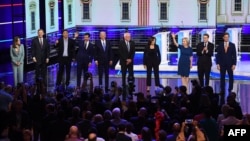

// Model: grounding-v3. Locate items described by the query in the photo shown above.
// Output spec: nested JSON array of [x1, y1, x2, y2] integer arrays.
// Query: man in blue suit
[[216, 33, 237, 93], [94, 31, 113, 92], [76, 33, 94, 88]]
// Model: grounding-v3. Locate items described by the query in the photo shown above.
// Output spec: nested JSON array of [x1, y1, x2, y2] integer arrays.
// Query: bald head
[[69, 126, 78, 135], [173, 122, 181, 133]]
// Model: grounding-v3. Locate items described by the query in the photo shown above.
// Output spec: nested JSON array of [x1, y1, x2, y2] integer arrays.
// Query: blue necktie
[[102, 40, 106, 51]]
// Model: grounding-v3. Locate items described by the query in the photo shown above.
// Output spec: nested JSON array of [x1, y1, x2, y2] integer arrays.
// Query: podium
[[226, 28, 242, 61]]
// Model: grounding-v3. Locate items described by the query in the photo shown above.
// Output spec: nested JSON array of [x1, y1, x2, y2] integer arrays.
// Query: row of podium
[[154, 28, 242, 64]]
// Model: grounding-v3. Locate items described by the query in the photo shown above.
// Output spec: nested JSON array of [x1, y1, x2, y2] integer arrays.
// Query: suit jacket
[[143, 44, 161, 65], [76, 41, 94, 64], [196, 42, 214, 66], [31, 37, 50, 64], [216, 42, 236, 67], [118, 40, 135, 66], [94, 39, 113, 65], [10, 44, 25, 64], [56, 37, 75, 60], [116, 132, 132, 141]]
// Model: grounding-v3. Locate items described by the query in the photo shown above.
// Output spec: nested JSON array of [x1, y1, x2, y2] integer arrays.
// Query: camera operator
[[81, 72, 93, 94], [177, 120, 206, 141], [126, 76, 135, 100], [13, 82, 28, 104], [109, 81, 122, 102]]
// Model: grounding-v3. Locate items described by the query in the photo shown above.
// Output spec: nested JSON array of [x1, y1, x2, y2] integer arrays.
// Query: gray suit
[[10, 44, 25, 86]]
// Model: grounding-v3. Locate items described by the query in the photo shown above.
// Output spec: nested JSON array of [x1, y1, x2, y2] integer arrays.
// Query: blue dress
[[178, 45, 193, 77]]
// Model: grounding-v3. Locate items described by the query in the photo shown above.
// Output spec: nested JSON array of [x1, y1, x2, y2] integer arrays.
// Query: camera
[[127, 76, 135, 92]]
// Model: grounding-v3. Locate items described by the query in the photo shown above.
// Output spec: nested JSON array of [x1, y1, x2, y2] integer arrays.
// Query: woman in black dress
[[143, 36, 161, 94]]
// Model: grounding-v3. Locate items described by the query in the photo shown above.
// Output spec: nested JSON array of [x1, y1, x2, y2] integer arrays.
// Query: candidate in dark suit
[[94, 31, 113, 92], [216, 33, 237, 93], [118, 32, 135, 87], [143, 36, 161, 93], [76, 33, 94, 88], [55, 30, 75, 86], [31, 29, 50, 83], [196, 33, 214, 87]]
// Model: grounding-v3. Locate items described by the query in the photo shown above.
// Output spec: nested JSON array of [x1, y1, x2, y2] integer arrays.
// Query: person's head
[[88, 132, 97, 141], [172, 122, 181, 133], [148, 36, 156, 45], [179, 85, 187, 94], [62, 29, 69, 39], [117, 123, 126, 132], [12, 36, 21, 48], [72, 106, 80, 118], [23, 129, 32, 141], [92, 114, 103, 123], [182, 37, 189, 47], [221, 104, 230, 117], [164, 86, 172, 94], [99, 31, 106, 40], [203, 33, 209, 43], [37, 29, 44, 38], [229, 92, 237, 100], [112, 107, 121, 119], [125, 122, 134, 134], [158, 129, 167, 141], [68, 125, 80, 138], [223, 32, 230, 42], [124, 32, 131, 42], [74, 31, 79, 38], [141, 127, 152, 141], [103, 110, 112, 120], [83, 32, 91, 42], [138, 107, 147, 117], [107, 126, 117, 140]]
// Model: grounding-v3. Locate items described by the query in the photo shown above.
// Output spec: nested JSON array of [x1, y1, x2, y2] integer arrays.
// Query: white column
[[217, 0, 227, 23], [247, 0, 250, 22], [226, 28, 241, 61], [153, 32, 170, 64]]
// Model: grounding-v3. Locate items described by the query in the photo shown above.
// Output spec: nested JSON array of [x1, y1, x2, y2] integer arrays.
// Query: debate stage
[[1, 52, 250, 113]]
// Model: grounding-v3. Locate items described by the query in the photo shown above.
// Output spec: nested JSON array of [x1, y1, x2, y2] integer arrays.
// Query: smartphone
[[185, 119, 193, 124]]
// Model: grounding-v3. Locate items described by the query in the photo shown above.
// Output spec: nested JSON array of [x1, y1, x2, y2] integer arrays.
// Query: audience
[[0, 76, 246, 141]]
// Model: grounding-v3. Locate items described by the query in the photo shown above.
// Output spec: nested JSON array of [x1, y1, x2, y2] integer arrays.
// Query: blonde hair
[[182, 37, 190, 46]]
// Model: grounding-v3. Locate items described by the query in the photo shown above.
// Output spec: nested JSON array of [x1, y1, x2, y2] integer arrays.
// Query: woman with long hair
[[10, 36, 25, 86]]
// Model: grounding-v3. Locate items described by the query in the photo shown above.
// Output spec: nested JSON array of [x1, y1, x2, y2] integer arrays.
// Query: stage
[[1, 52, 250, 113]]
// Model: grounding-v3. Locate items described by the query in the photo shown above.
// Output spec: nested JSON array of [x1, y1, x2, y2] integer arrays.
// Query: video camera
[[127, 76, 135, 93]]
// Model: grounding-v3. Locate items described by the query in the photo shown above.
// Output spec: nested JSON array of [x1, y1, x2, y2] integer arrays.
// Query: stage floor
[[1, 53, 250, 113]]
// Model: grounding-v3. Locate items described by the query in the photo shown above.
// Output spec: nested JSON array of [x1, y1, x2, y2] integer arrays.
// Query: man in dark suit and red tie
[[196, 33, 214, 87], [118, 32, 135, 100], [55, 29, 75, 87], [94, 31, 113, 92], [31, 29, 50, 84], [76, 32, 94, 88], [216, 33, 237, 93]]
